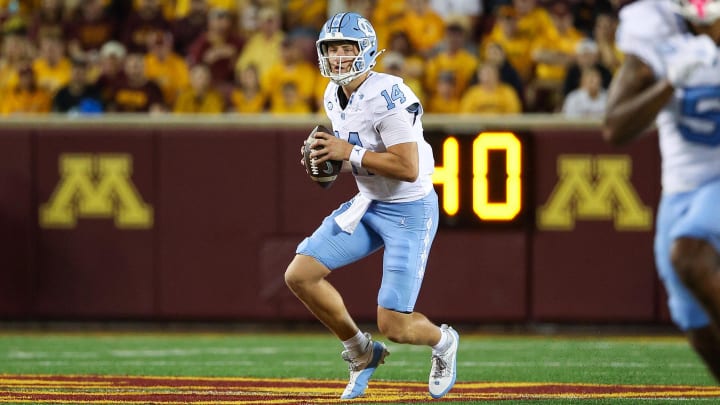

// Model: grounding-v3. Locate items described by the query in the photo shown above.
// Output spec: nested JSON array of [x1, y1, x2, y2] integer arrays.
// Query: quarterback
[[603, 0, 720, 380], [284, 12, 459, 399]]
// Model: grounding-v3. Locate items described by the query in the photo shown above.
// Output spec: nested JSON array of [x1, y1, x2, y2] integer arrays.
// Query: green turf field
[[0, 329, 717, 404]]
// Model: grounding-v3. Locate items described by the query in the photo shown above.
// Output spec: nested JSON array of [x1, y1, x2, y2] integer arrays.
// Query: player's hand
[[309, 131, 352, 164], [665, 34, 718, 88], [300, 140, 307, 168]]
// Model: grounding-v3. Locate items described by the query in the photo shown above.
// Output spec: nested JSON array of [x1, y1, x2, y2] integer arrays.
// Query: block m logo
[[537, 155, 652, 231], [39, 153, 153, 229]]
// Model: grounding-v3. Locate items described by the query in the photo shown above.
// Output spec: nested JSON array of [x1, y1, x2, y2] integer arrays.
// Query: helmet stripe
[[328, 13, 347, 33]]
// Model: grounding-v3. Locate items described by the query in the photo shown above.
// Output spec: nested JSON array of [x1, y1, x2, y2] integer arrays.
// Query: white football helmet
[[316, 12, 382, 86], [671, 0, 720, 25]]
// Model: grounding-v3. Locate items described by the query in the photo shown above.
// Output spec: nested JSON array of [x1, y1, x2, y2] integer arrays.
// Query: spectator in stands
[[235, 7, 284, 80], [105, 52, 166, 113], [561, 38, 612, 96], [459, 63, 522, 114], [561, 66, 606, 117], [0, 0, 26, 22], [155, 0, 175, 19], [235, 0, 281, 38], [93, 40, 126, 101], [229, 63, 266, 113], [52, 58, 104, 114], [287, 25, 320, 66], [65, 0, 118, 63], [32, 33, 71, 94], [29, 0, 66, 41], [0, 20, 34, 94], [0, 66, 52, 114], [428, 0, 483, 40], [483, 41, 525, 108], [511, 0, 558, 39], [171, 0, 208, 55], [379, 30, 425, 95], [313, 75, 330, 112], [122, 0, 172, 53], [424, 19, 478, 102], [482, 5, 535, 84], [144, 31, 189, 107], [403, 0, 446, 57], [173, 63, 225, 113], [284, 0, 327, 31], [187, 6, 245, 89], [328, 0, 372, 16], [364, 0, 405, 50], [426, 70, 461, 113], [528, 1, 584, 112], [269, 81, 312, 114], [175, 0, 240, 19], [570, 0, 614, 36], [261, 36, 317, 114], [593, 11, 622, 73]]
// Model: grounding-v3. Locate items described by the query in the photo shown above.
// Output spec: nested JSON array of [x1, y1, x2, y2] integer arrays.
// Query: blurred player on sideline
[[603, 0, 720, 381], [284, 12, 459, 400]]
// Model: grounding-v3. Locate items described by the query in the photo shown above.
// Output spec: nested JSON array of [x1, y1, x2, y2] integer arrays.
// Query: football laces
[[310, 156, 320, 175]]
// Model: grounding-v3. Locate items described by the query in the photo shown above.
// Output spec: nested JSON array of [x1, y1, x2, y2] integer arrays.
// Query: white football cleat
[[340, 334, 389, 399], [429, 324, 459, 399]]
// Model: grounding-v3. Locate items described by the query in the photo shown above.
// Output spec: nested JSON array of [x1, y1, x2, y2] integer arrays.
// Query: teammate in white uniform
[[603, 0, 720, 381], [284, 12, 459, 399]]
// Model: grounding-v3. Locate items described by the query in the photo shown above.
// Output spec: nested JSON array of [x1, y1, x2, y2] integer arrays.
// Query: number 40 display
[[432, 132, 522, 221]]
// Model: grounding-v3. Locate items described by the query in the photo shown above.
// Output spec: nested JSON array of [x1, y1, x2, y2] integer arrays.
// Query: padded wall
[[0, 124, 664, 323]]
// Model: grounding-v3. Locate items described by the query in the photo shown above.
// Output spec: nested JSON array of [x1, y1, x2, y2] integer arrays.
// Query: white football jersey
[[323, 72, 435, 202], [617, 0, 720, 194]]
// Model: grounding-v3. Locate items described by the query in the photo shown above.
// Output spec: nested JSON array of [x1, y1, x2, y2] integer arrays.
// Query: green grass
[[0, 329, 716, 404]]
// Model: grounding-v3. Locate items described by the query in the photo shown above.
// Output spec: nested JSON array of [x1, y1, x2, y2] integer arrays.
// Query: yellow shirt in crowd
[[459, 84, 522, 114], [424, 50, 478, 98], [261, 62, 318, 112], [230, 90, 266, 113], [0, 88, 52, 115], [173, 88, 225, 113], [32, 58, 72, 94], [144, 53, 190, 106]]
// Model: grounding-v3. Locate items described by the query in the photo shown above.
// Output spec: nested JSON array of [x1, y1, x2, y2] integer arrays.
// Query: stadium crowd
[[0, 0, 625, 116]]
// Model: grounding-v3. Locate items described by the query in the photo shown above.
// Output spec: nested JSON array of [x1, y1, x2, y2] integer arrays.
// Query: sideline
[[2, 374, 719, 404]]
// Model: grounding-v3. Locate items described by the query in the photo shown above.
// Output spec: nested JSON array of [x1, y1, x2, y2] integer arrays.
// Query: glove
[[665, 34, 719, 88]]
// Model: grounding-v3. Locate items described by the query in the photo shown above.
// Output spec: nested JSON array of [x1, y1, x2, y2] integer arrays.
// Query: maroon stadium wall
[[0, 116, 667, 324]]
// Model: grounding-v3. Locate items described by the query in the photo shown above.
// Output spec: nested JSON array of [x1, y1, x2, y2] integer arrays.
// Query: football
[[303, 125, 343, 188]]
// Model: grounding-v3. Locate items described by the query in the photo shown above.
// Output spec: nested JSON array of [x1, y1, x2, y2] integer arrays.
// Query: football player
[[603, 0, 720, 381], [284, 12, 459, 399]]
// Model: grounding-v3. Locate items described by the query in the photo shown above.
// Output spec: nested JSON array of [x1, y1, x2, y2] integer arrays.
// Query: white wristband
[[349, 145, 367, 167]]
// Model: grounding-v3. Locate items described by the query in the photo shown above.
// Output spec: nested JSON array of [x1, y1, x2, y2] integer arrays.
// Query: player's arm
[[353, 141, 419, 182], [311, 114, 420, 182], [602, 54, 675, 145]]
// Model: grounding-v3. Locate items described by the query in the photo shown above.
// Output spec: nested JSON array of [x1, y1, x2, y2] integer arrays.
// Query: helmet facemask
[[317, 40, 373, 86]]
